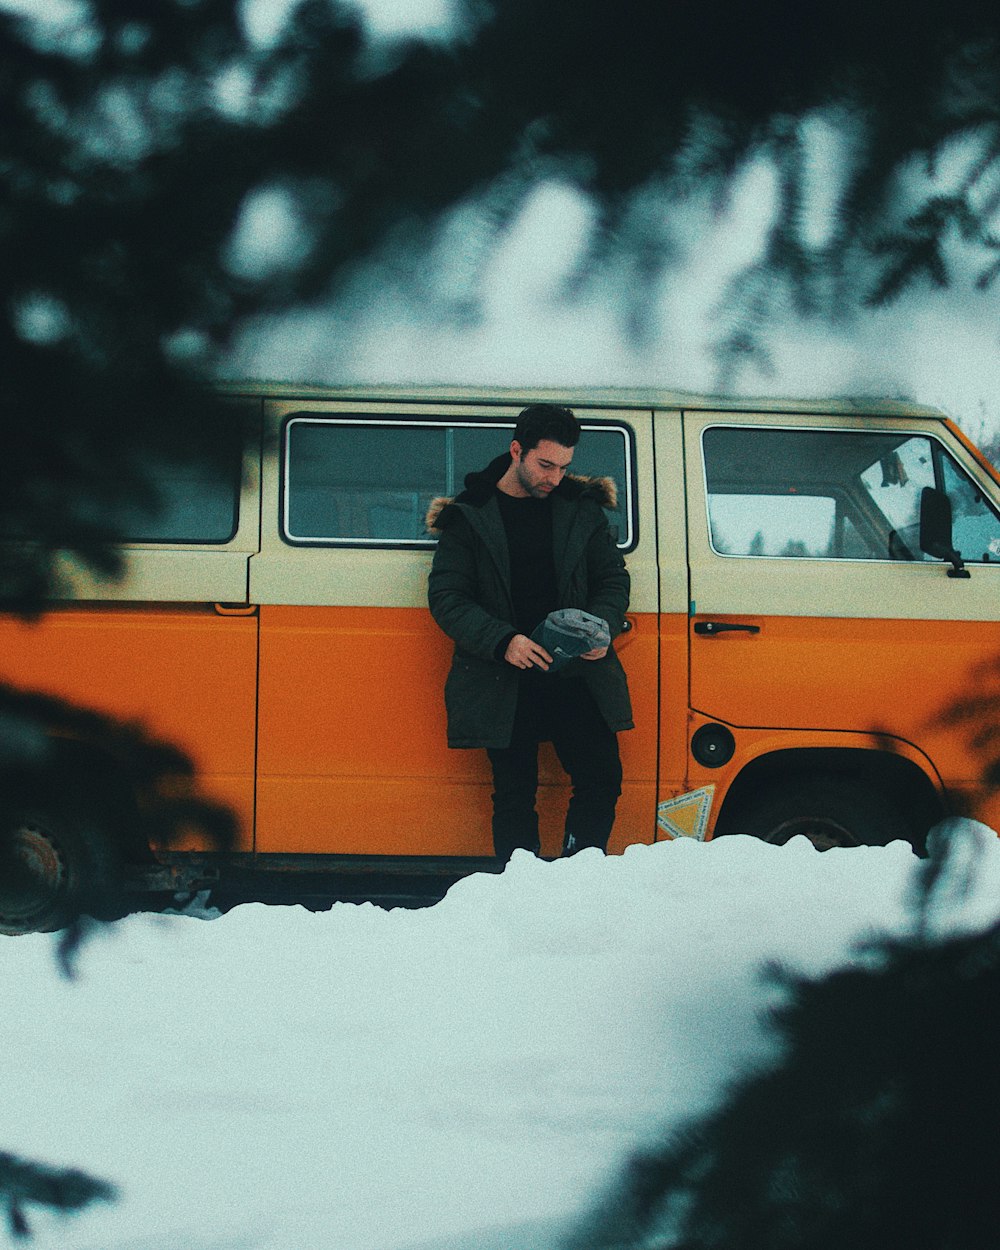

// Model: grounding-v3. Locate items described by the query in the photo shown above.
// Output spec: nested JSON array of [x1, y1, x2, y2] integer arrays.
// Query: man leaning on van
[[427, 403, 633, 863]]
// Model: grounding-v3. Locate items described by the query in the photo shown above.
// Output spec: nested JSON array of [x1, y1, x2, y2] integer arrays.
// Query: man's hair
[[513, 404, 580, 452]]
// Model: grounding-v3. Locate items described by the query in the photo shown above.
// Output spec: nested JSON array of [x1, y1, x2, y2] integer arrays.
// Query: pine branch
[[0, 1151, 116, 1241]]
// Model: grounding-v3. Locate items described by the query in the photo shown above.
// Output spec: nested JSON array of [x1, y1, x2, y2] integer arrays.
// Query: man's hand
[[580, 646, 609, 661], [505, 634, 553, 670]]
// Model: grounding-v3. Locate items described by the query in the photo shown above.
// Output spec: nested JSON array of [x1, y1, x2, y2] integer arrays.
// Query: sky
[[241, 172, 1000, 446], [4, 820, 999, 1250]]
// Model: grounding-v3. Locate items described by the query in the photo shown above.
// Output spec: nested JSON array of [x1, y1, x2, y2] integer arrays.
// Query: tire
[[721, 773, 915, 851], [0, 799, 124, 936]]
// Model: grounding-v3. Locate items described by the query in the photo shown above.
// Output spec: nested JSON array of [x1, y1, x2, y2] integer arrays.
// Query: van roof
[[216, 380, 948, 421]]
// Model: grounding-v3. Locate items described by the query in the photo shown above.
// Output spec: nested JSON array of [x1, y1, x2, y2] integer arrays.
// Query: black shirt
[[495, 488, 558, 634], [495, 488, 562, 743]]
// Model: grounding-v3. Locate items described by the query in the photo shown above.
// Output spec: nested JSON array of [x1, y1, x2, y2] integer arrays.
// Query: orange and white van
[[2, 384, 999, 930]]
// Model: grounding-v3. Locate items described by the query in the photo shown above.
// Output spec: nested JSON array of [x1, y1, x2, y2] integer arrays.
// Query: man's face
[[511, 438, 574, 498]]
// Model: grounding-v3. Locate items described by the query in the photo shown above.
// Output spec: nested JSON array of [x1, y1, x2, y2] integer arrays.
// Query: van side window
[[703, 426, 1000, 562], [108, 457, 242, 543], [282, 416, 635, 549], [0, 454, 241, 545]]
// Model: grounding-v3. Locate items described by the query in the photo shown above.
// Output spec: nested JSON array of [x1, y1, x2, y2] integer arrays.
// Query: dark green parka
[[427, 453, 634, 749]]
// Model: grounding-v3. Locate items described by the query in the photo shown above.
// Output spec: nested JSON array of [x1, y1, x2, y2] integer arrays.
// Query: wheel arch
[[714, 745, 945, 850]]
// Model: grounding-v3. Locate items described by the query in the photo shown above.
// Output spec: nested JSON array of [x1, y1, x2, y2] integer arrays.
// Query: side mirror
[[919, 486, 971, 579]]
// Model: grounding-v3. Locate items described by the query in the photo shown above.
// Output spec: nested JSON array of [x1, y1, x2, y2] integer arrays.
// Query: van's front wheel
[[722, 775, 914, 851], [0, 801, 123, 935]]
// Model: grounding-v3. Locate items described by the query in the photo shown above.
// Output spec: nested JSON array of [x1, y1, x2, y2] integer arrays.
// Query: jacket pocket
[[445, 653, 512, 744]]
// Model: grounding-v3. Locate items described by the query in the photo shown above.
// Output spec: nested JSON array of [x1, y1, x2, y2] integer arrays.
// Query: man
[[426, 403, 633, 862]]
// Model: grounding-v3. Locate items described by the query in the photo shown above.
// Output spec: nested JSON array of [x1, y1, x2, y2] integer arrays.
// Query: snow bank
[[3, 826, 999, 1250]]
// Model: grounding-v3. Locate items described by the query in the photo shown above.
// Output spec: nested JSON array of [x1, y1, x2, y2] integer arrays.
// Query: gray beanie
[[529, 608, 611, 673]]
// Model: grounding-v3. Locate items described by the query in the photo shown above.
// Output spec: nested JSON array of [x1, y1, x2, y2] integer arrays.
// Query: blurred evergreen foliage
[[0, 1150, 115, 1241]]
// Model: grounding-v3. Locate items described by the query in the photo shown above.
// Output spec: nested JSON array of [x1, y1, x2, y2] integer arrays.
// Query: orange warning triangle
[[656, 785, 715, 841]]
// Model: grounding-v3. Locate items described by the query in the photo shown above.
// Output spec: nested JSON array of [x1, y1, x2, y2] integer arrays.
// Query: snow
[[4, 822, 1000, 1250]]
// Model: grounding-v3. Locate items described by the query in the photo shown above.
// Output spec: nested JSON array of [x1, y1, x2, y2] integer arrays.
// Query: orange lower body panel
[[688, 613, 1000, 833], [0, 605, 258, 851], [254, 605, 660, 856]]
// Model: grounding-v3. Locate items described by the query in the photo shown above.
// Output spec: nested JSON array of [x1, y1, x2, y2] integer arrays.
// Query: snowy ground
[[4, 822, 1000, 1250]]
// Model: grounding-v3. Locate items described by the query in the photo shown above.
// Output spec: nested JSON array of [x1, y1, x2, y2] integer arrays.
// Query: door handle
[[693, 621, 760, 635], [214, 603, 258, 617]]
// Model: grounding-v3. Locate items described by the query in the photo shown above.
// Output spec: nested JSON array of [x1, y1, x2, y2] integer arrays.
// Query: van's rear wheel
[[0, 801, 123, 935], [722, 775, 914, 851]]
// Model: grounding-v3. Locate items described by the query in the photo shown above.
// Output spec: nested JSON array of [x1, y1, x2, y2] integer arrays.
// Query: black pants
[[486, 676, 623, 863]]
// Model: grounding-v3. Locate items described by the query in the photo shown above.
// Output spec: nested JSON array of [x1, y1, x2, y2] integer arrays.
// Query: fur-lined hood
[[425, 452, 618, 534]]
